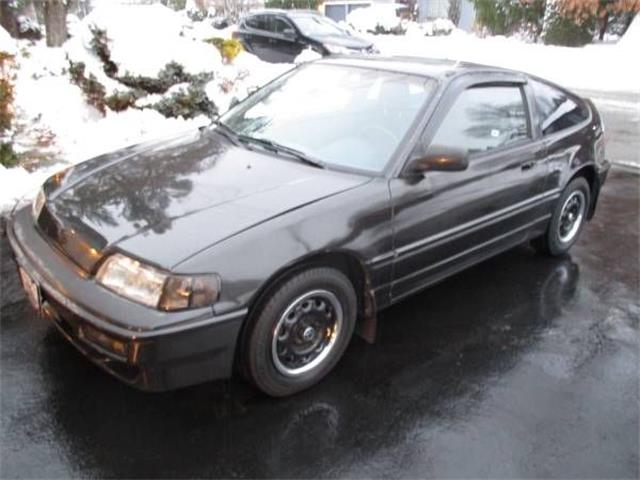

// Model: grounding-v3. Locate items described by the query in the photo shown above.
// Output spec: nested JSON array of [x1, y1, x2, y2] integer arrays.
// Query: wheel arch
[[567, 164, 598, 219], [234, 250, 378, 373]]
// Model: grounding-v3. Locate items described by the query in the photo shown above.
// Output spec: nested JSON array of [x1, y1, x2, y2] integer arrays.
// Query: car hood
[[308, 33, 372, 49], [43, 129, 369, 270]]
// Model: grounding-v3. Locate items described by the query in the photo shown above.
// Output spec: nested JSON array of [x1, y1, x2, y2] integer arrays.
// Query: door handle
[[521, 160, 536, 170]]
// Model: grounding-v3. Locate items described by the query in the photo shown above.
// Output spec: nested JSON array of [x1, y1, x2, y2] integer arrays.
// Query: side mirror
[[406, 145, 469, 175], [282, 28, 296, 39]]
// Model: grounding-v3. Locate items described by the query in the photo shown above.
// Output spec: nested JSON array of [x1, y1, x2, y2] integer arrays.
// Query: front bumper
[[7, 206, 246, 391]]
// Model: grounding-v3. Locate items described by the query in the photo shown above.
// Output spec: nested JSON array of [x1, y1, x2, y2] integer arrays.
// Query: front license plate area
[[18, 267, 41, 312]]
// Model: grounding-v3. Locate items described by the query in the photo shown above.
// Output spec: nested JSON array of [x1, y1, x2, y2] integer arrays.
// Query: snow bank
[[205, 51, 291, 113], [0, 26, 17, 54], [79, 3, 222, 77], [295, 48, 323, 64], [0, 163, 62, 214], [347, 4, 403, 33], [374, 30, 640, 93], [618, 14, 640, 49], [1, 7, 290, 214]]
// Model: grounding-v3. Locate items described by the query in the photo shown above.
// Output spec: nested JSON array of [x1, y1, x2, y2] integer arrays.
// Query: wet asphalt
[[0, 168, 638, 479]]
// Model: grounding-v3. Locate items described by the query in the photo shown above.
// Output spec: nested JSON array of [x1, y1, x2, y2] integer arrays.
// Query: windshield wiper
[[237, 135, 325, 169], [211, 120, 241, 146]]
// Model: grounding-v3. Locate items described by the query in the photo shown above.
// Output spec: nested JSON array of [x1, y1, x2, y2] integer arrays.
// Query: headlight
[[324, 43, 351, 55], [32, 188, 45, 220], [96, 253, 220, 311]]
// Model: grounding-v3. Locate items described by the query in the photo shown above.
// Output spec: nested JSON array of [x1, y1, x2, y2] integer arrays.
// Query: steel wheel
[[531, 176, 591, 257], [271, 289, 343, 377], [558, 190, 586, 243], [244, 267, 356, 397]]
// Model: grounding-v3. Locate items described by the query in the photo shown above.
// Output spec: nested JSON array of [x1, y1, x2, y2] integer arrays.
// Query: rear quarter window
[[531, 79, 589, 136]]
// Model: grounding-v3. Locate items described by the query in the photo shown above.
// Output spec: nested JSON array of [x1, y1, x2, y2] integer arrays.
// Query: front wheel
[[243, 267, 357, 397], [532, 177, 591, 256]]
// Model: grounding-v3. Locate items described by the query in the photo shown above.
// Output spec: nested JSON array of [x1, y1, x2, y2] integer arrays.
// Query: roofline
[[243, 8, 322, 16], [313, 55, 525, 80]]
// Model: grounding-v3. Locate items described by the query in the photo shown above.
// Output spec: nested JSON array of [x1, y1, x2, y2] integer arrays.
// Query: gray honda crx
[[8, 57, 609, 396]]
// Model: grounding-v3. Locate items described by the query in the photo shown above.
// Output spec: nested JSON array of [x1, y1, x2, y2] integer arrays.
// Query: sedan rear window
[[221, 64, 436, 173]]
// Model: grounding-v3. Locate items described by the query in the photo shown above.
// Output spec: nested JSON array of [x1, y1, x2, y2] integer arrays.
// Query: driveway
[[578, 89, 640, 169], [0, 169, 638, 478]]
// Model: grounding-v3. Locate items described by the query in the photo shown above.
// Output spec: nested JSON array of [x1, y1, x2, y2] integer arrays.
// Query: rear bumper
[[7, 206, 246, 391]]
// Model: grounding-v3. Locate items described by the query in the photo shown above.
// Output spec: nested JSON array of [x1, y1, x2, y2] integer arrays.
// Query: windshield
[[220, 64, 436, 173], [292, 15, 346, 36]]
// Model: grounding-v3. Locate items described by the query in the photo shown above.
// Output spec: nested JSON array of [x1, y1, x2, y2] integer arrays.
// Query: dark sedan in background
[[8, 57, 608, 397], [233, 10, 377, 62]]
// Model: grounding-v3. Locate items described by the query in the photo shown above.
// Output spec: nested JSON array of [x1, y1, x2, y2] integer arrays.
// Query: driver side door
[[270, 16, 306, 63], [389, 75, 550, 302]]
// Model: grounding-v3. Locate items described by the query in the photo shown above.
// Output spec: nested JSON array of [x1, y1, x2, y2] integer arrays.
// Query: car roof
[[245, 9, 322, 17], [314, 55, 527, 81]]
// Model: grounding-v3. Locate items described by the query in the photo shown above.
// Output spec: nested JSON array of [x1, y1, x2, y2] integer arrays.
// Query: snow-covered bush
[[79, 3, 222, 78], [68, 60, 108, 113], [151, 82, 216, 119], [118, 62, 211, 95], [104, 90, 141, 113]]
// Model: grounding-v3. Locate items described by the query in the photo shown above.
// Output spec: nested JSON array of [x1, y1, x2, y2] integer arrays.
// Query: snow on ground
[[618, 13, 640, 48], [0, 5, 291, 213], [0, 26, 17, 54], [1, 4, 639, 214], [79, 4, 223, 77], [347, 4, 404, 33]]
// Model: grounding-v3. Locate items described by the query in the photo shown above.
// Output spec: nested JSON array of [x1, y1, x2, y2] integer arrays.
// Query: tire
[[532, 177, 591, 256], [243, 267, 357, 397]]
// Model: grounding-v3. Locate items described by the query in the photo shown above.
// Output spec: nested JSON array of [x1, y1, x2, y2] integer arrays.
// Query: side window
[[246, 15, 268, 31], [429, 85, 530, 156], [531, 79, 589, 135], [272, 17, 292, 34]]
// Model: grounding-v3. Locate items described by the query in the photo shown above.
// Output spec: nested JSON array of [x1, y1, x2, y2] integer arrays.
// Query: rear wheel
[[243, 267, 357, 397], [532, 177, 590, 256]]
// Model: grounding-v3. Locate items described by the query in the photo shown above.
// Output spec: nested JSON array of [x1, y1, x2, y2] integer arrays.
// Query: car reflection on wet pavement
[[1, 169, 638, 478]]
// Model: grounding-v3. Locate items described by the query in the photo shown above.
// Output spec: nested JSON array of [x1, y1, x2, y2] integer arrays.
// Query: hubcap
[[558, 190, 586, 243], [271, 289, 343, 377]]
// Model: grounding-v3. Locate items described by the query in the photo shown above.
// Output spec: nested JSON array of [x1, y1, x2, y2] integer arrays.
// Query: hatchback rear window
[[531, 79, 589, 135]]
